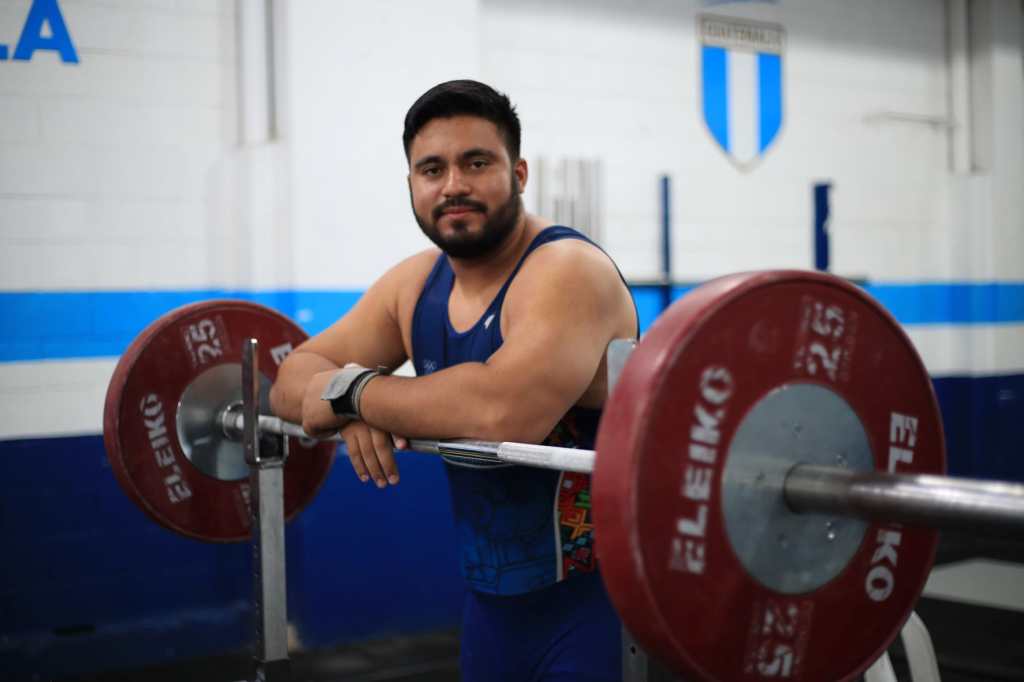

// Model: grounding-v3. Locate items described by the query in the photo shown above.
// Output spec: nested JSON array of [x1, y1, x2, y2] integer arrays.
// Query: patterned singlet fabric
[[411, 225, 637, 596]]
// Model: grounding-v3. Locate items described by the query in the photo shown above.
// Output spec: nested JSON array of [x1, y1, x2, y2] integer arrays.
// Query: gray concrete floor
[[60, 530, 1024, 682]]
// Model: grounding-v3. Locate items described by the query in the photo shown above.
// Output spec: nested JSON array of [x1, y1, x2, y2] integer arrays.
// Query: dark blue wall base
[[933, 373, 1024, 481], [1, 371, 1021, 679], [0, 435, 462, 680]]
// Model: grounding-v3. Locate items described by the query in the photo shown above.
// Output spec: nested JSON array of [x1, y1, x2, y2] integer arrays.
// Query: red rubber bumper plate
[[594, 270, 944, 682], [103, 300, 334, 542]]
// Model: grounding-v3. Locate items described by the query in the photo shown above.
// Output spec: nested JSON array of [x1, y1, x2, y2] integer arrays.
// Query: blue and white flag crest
[[700, 15, 785, 170]]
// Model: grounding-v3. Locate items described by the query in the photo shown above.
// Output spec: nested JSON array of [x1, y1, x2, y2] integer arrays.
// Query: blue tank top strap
[[419, 252, 454, 308], [411, 254, 452, 376]]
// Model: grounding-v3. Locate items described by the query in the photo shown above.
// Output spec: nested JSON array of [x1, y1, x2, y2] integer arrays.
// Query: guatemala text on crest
[[700, 15, 785, 170]]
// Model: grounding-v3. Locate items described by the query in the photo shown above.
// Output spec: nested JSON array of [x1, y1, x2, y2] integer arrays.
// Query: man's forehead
[[410, 116, 506, 156]]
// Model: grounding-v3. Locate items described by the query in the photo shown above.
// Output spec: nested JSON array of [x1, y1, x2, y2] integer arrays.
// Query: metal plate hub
[[176, 362, 272, 481], [722, 382, 872, 594]]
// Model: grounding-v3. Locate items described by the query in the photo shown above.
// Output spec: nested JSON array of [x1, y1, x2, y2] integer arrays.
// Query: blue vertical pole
[[814, 182, 831, 272], [660, 175, 672, 313]]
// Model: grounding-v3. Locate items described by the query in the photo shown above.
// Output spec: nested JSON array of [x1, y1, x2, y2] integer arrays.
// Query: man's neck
[[447, 214, 544, 293]]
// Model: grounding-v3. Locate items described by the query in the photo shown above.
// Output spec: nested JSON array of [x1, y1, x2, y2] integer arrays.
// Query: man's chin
[[437, 214, 484, 234], [440, 220, 473, 233], [438, 239, 487, 259]]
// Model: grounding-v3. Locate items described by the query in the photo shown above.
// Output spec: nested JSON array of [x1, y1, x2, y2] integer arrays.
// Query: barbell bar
[[102, 270, 1024, 681], [221, 409, 597, 472], [224, 410, 1024, 533]]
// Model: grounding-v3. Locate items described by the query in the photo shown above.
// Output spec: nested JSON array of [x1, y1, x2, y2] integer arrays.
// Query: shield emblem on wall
[[700, 15, 785, 170]]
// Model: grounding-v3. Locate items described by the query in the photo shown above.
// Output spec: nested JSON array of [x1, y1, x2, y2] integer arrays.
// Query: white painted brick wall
[[283, 0, 483, 289], [480, 0, 956, 282], [0, 0, 236, 291], [4, 0, 1015, 292], [0, 358, 116, 440], [40, 100, 225, 145], [0, 94, 40, 141], [987, 0, 1024, 280]]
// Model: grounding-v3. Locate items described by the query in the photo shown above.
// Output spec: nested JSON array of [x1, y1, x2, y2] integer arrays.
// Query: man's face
[[407, 116, 526, 259]]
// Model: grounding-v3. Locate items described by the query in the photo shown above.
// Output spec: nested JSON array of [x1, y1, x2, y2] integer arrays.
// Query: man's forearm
[[358, 364, 552, 443], [269, 351, 341, 424]]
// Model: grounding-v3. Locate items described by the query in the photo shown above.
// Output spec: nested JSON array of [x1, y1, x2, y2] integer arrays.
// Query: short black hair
[[403, 80, 521, 162]]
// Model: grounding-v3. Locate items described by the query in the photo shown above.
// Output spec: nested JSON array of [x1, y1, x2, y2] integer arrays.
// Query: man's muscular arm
[[268, 253, 427, 425], [357, 242, 633, 444]]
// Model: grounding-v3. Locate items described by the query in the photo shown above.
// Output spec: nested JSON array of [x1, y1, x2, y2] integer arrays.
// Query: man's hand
[[301, 369, 350, 438], [340, 421, 408, 488]]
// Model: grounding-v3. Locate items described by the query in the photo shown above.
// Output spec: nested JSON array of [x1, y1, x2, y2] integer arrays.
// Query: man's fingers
[[354, 429, 388, 488], [370, 428, 399, 485], [391, 434, 408, 450], [341, 430, 371, 483], [340, 423, 401, 489]]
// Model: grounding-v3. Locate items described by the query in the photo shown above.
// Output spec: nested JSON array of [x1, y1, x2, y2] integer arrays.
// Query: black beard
[[412, 175, 522, 260]]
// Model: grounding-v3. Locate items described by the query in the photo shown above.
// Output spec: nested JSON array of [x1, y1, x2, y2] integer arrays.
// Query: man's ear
[[514, 158, 528, 193]]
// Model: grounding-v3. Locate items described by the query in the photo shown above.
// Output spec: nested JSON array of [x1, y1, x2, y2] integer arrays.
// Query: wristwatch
[[320, 364, 384, 419]]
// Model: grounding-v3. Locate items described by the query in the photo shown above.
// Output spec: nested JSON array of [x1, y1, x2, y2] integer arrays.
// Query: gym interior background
[[1, 0, 1022, 680]]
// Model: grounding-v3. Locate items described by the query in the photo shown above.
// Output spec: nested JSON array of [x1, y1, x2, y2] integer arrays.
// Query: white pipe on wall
[[237, 0, 275, 145], [946, 0, 972, 174]]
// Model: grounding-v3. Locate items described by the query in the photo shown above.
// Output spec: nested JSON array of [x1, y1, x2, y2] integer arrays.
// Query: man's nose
[[442, 167, 471, 196]]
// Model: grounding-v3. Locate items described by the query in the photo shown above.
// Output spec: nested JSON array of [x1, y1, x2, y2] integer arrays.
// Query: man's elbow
[[477, 399, 562, 444]]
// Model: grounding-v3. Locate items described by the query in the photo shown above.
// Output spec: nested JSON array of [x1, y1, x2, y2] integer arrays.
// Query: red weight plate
[[103, 300, 335, 542], [594, 270, 944, 681]]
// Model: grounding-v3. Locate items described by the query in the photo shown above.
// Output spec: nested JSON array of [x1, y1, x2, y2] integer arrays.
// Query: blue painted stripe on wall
[[702, 45, 730, 152], [0, 283, 1022, 363], [631, 282, 1024, 328], [865, 282, 1024, 325], [631, 285, 695, 332], [0, 289, 362, 362], [757, 52, 782, 153]]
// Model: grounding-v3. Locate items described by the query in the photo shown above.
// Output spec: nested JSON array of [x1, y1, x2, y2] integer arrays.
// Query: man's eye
[[470, 159, 489, 169], [423, 166, 441, 176]]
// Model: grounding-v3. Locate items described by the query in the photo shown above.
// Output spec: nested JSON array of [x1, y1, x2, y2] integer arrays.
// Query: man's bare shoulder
[[372, 247, 440, 301], [514, 236, 623, 295], [503, 235, 635, 339], [346, 247, 439, 322], [381, 247, 441, 285], [382, 247, 442, 332]]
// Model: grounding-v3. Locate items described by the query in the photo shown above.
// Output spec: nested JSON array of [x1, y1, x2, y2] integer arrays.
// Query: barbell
[[221, 414, 1024, 533], [102, 269, 1024, 682]]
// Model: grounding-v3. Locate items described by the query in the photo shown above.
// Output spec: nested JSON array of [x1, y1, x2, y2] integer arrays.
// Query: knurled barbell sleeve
[[784, 464, 1024, 532]]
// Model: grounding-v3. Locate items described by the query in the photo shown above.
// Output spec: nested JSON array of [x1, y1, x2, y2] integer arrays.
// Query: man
[[270, 80, 638, 681]]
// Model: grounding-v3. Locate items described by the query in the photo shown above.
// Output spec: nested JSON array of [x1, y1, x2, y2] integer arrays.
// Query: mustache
[[433, 198, 488, 221]]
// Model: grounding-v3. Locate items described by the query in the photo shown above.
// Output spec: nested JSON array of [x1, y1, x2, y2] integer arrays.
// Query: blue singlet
[[411, 225, 636, 681]]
